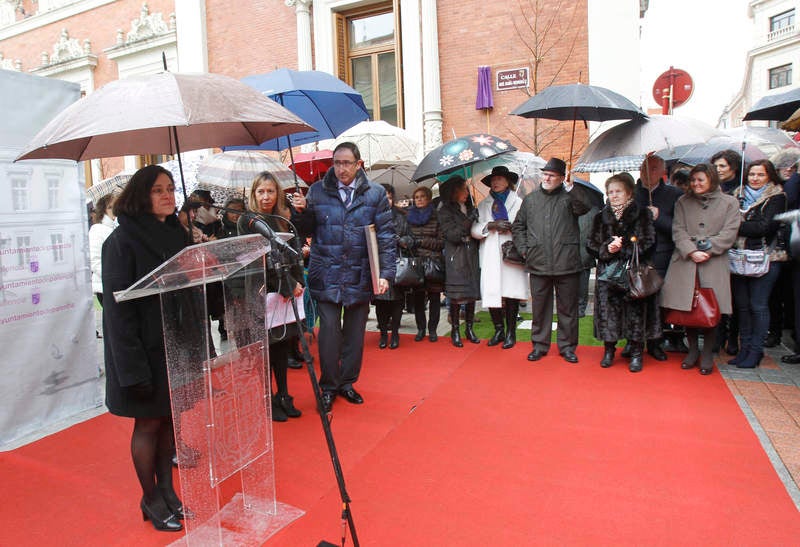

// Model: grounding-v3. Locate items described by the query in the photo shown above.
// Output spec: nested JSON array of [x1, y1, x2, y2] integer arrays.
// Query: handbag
[[663, 275, 720, 328], [501, 240, 525, 266], [597, 258, 629, 292], [422, 255, 445, 284], [728, 246, 769, 277], [394, 255, 424, 288], [627, 239, 663, 299]]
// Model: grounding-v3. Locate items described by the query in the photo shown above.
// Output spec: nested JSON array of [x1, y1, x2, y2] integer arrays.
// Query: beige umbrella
[[334, 120, 422, 169], [781, 107, 800, 131], [196, 150, 305, 200], [16, 72, 313, 163]]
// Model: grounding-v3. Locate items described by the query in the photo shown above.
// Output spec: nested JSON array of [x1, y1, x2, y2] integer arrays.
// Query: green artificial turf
[[466, 310, 603, 347]]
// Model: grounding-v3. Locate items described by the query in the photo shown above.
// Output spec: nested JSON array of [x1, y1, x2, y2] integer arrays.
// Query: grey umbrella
[[743, 87, 800, 122]]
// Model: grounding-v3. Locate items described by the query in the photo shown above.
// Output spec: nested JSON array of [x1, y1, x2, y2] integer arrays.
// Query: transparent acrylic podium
[[115, 234, 303, 546]]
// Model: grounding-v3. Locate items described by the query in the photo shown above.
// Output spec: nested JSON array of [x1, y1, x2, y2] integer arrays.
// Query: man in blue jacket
[[293, 142, 396, 412]]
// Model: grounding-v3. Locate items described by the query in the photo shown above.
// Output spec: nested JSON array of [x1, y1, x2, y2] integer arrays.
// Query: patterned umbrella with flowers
[[411, 134, 516, 182]]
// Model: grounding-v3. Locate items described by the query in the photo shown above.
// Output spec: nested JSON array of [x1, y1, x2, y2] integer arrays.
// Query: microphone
[[245, 216, 299, 257]]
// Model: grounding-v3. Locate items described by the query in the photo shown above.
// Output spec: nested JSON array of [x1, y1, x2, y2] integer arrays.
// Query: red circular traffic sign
[[653, 67, 693, 111]]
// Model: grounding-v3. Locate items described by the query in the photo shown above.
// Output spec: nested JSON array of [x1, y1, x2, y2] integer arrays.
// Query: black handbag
[[597, 258, 629, 292], [627, 239, 663, 299], [501, 240, 525, 265], [423, 256, 445, 284], [394, 256, 424, 288]]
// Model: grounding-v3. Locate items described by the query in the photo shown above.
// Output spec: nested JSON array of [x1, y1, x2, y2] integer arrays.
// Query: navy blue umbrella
[[234, 68, 369, 151]]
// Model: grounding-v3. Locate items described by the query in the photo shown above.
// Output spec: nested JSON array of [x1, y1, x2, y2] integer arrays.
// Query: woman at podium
[[101, 165, 188, 532], [238, 171, 305, 422]]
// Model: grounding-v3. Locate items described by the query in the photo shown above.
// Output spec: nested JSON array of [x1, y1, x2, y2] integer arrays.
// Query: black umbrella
[[511, 83, 646, 179], [411, 133, 516, 182], [743, 87, 800, 121]]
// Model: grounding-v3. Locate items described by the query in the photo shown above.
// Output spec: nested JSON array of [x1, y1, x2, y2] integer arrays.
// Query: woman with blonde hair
[[238, 171, 305, 421]]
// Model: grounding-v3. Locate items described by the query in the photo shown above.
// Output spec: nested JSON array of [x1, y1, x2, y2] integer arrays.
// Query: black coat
[[633, 181, 683, 276], [375, 207, 410, 302], [437, 201, 481, 302], [587, 203, 661, 343], [102, 213, 187, 418]]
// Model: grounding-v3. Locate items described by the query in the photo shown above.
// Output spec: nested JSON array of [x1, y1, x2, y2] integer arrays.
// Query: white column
[[174, 0, 208, 72], [286, 0, 313, 70], [420, 0, 443, 151], [399, 0, 424, 147]]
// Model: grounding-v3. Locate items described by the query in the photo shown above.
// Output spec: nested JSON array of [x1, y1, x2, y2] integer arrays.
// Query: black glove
[[398, 235, 416, 250], [467, 209, 480, 223], [487, 220, 512, 233], [129, 379, 154, 399]]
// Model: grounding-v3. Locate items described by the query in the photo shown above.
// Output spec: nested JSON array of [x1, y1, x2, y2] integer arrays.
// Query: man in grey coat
[[512, 157, 592, 363]]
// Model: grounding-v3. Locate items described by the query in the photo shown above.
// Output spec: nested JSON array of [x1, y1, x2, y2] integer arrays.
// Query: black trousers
[[412, 289, 441, 333], [529, 272, 579, 353], [317, 300, 370, 392], [375, 299, 404, 334]]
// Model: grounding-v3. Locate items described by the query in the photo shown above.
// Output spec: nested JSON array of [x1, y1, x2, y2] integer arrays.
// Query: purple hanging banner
[[476, 66, 494, 110]]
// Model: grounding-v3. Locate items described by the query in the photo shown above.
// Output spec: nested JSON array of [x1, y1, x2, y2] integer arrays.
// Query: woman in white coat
[[89, 193, 116, 307], [471, 166, 530, 348]]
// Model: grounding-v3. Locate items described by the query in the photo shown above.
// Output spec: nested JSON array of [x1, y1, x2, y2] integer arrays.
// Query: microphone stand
[[269, 240, 360, 547]]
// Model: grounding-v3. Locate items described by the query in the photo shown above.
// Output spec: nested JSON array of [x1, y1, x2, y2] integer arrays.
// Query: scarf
[[741, 184, 767, 211], [490, 189, 510, 220], [611, 197, 634, 220], [117, 213, 187, 264], [407, 204, 434, 226]]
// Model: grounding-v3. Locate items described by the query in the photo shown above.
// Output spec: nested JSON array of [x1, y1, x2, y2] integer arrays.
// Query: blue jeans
[[732, 263, 782, 355]]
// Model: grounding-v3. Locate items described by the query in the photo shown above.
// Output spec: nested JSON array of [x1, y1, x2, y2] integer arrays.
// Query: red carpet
[[2, 335, 799, 546]]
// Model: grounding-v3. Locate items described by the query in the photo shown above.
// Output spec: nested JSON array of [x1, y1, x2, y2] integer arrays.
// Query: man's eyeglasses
[[334, 160, 358, 168]]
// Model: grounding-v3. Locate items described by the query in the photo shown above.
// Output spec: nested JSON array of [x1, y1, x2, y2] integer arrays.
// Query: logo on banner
[[30, 261, 39, 273], [32, 292, 40, 305]]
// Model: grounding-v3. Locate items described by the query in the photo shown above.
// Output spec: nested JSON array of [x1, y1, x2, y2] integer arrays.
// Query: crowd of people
[[93, 141, 800, 532]]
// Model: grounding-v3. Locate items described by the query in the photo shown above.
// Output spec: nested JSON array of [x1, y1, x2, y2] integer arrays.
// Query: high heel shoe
[[736, 351, 763, 369], [141, 495, 182, 532], [159, 488, 194, 520], [378, 332, 388, 349], [389, 332, 400, 349]]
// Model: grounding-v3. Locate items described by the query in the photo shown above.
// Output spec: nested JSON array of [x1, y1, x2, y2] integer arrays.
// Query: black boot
[[629, 341, 643, 373], [600, 341, 616, 368], [464, 302, 480, 344], [682, 329, 700, 369], [450, 304, 463, 347], [276, 393, 302, 418], [379, 331, 388, 349], [503, 300, 519, 349], [699, 328, 716, 375], [389, 331, 400, 349], [487, 308, 505, 346]]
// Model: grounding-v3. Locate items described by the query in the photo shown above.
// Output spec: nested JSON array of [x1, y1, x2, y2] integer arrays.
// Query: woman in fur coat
[[587, 173, 660, 372]]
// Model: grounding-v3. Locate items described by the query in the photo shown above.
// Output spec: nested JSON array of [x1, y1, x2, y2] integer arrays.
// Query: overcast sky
[[639, 0, 751, 126]]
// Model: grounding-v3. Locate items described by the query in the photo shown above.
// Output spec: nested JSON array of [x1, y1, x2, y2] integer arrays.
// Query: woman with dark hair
[[374, 183, 408, 349], [218, 197, 245, 239], [587, 173, 660, 372], [710, 149, 742, 195], [102, 164, 188, 531], [406, 185, 444, 342], [437, 175, 481, 347], [238, 171, 304, 421], [661, 164, 741, 375], [728, 159, 788, 368], [89, 193, 116, 308]]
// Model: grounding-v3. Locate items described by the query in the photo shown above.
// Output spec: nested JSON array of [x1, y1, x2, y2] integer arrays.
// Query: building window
[[769, 64, 792, 89], [770, 10, 795, 32], [336, 5, 402, 126], [16, 236, 31, 267], [11, 179, 29, 211], [47, 178, 60, 210], [50, 234, 64, 263]]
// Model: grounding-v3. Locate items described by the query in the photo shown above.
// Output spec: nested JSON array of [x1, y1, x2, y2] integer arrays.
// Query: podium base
[[167, 495, 304, 546]]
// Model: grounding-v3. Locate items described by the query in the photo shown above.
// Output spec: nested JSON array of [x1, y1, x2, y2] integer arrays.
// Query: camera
[[695, 238, 712, 252]]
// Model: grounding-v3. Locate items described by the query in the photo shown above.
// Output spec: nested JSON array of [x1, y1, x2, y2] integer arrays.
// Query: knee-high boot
[[503, 299, 519, 349], [450, 303, 463, 347], [464, 302, 480, 344], [699, 328, 716, 375], [487, 308, 505, 346]]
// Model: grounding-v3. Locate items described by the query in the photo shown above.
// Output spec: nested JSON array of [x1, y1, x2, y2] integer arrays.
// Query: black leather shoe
[[561, 351, 579, 363], [379, 332, 388, 349], [764, 332, 781, 348], [389, 332, 400, 349], [600, 348, 615, 368], [647, 345, 668, 361], [141, 495, 183, 532], [414, 329, 425, 342], [527, 349, 547, 361], [339, 388, 364, 405], [620, 342, 631, 358], [429, 332, 438, 342], [287, 356, 303, 369], [629, 356, 643, 372], [321, 391, 336, 413], [781, 353, 800, 364]]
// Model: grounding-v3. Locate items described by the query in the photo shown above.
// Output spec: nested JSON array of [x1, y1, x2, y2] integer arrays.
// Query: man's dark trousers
[[530, 272, 580, 354], [317, 300, 370, 392]]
